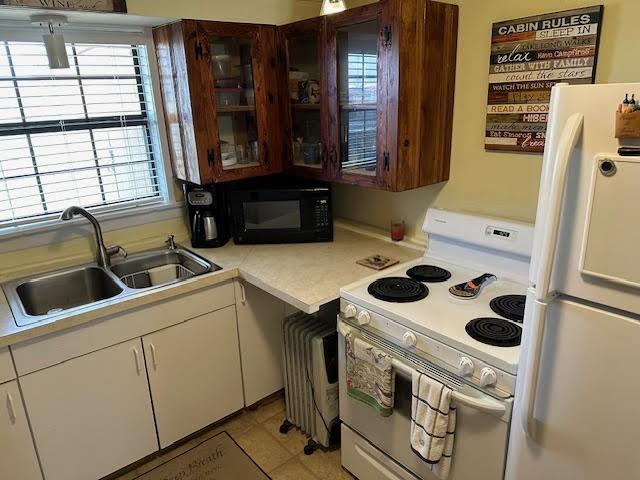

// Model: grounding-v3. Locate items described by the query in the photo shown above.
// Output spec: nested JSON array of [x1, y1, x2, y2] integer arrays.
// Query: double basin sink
[[3, 246, 221, 327]]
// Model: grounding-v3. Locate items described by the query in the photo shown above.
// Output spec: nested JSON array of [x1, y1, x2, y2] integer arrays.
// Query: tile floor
[[112, 395, 355, 480]]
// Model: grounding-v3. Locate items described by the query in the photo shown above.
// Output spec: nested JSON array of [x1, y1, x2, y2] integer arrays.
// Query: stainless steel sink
[[5, 266, 124, 326], [110, 248, 216, 290], [2, 243, 220, 327]]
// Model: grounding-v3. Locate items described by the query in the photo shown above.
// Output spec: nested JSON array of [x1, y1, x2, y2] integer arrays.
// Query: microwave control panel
[[315, 199, 331, 228]]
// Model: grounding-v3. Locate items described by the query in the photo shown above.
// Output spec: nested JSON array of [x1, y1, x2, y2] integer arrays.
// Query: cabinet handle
[[262, 141, 270, 165], [149, 343, 158, 370], [6, 393, 17, 422], [132, 347, 142, 374], [330, 145, 338, 167], [240, 283, 246, 305]]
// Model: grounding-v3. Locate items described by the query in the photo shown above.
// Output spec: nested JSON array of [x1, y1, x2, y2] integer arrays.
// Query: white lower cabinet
[[143, 305, 244, 448], [0, 380, 42, 480], [20, 339, 158, 480], [235, 281, 286, 406]]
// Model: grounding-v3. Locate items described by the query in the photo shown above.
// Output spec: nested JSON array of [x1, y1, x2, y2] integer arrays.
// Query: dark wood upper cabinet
[[153, 20, 282, 184], [154, 0, 457, 189], [280, 0, 458, 191], [279, 17, 330, 181], [325, 3, 386, 188], [324, 0, 458, 191]]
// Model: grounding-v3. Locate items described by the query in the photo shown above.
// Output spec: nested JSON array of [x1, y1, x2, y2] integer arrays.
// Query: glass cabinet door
[[336, 20, 379, 178], [208, 36, 261, 171], [285, 31, 323, 170]]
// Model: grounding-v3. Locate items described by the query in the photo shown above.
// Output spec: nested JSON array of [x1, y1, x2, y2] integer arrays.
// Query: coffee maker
[[184, 183, 230, 248]]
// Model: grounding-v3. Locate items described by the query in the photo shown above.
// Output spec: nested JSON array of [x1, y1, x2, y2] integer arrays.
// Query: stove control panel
[[458, 357, 475, 377], [338, 298, 517, 396], [479, 367, 498, 387]]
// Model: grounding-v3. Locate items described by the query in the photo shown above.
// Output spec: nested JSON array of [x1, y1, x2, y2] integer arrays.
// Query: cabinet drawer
[[12, 280, 235, 375], [0, 347, 15, 384], [341, 424, 419, 480]]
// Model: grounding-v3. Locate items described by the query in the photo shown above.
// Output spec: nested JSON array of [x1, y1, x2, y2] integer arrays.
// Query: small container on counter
[[390, 221, 405, 242]]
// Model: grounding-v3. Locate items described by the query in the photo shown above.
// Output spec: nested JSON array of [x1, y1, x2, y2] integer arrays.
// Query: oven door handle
[[339, 321, 507, 416]]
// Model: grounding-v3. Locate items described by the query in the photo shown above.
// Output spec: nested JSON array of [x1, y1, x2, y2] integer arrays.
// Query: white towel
[[411, 371, 457, 479]]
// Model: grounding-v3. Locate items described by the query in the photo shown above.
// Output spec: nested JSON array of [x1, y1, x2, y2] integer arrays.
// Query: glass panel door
[[209, 36, 261, 171], [287, 33, 322, 169], [336, 20, 379, 177]]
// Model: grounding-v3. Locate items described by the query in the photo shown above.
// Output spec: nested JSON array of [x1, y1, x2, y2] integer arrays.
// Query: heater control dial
[[458, 357, 475, 377], [479, 367, 498, 387], [356, 310, 371, 326], [403, 331, 417, 347], [344, 304, 357, 319]]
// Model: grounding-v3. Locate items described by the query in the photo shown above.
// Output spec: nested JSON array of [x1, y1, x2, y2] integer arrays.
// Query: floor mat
[[133, 431, 271, 480]]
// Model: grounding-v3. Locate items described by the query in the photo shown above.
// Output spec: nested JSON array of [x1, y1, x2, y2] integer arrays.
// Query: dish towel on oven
[[411, 371, 457, 479], [345, 333, 394, 417]]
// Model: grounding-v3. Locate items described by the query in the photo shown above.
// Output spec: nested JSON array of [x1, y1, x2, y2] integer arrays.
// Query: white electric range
[[338, 208, 534, 480]]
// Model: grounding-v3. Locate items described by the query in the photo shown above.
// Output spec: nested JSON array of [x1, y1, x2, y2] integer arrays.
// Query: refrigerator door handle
[[520, 298, 548, 437], [521, 112, 583, 439], [533, 112, 584, 298]]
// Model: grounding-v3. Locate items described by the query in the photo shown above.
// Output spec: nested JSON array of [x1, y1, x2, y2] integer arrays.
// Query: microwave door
[[242, 200, 302, 231], [231, 187, 332, 244]]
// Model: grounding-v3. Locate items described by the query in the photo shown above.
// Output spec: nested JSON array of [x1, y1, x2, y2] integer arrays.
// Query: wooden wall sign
[[0, 0, 127, 13], [485, 5, 603, 153]]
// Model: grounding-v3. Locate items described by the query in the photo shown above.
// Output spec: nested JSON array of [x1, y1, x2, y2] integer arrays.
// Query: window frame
[[0, 25, 180, 249]]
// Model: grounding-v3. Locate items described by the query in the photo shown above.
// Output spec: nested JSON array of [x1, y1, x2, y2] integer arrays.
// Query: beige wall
[[334, 0, 640, 242], [127, 0, 319, 24], [127, 0, 376, 24]]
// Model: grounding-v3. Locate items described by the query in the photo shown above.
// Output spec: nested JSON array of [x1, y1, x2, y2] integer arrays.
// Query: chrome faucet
[[60, 206, 127, 268]]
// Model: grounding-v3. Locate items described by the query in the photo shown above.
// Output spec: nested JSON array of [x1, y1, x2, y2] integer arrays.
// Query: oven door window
[[243, 200, 302, 230]]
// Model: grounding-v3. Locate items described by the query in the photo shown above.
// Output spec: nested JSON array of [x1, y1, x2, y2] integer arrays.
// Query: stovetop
[[340, 257, 527, 374]]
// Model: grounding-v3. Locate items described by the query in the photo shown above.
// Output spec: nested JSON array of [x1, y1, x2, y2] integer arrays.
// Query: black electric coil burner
[[406, 265, 452, 283], [490, 295, 526, 323], [368, 277, 429, 303], [465, 317, 522, 347]]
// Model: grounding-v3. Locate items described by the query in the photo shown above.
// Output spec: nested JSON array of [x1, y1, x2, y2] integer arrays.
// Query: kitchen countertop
[[0, 223, 422, 347]]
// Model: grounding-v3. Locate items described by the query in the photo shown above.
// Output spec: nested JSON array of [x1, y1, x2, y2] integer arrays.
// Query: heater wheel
[[279, 419, 294, 434]]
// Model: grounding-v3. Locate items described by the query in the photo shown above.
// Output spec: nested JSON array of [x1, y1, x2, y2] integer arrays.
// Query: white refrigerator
[[506, 82, 640, 480]]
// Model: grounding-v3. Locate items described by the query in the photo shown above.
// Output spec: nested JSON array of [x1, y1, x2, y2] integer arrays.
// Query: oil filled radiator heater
[[280, 309, 339, 454]]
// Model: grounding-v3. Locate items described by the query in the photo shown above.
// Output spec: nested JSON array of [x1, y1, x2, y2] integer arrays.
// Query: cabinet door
[[0, 380, 42, 480], [20, 339, 158, 480], [198, 22, 282, 182], [143, 305, 244, 448], [326, 4, 387, 188], [235, 281, 285, 406], [280, 17, 330, 180]]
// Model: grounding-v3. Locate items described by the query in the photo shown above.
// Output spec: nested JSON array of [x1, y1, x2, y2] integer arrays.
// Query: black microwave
[[229, 178, 333, 244]]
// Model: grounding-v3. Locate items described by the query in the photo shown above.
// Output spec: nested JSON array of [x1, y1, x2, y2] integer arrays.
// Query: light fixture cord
[[48, 22, 55, 35]]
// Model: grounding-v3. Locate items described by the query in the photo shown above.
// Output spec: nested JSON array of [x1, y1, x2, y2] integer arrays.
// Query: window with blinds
[[0, 41, 163, 227]]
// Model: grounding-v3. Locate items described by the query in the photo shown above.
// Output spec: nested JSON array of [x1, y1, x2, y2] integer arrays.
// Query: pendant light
[[31, 15, 70, 70], [320, 0, 347, 15]]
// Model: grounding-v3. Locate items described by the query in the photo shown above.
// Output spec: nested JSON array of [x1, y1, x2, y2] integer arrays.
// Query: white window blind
[[342, 52, 377, 173], [0, 40, 163, 227]]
